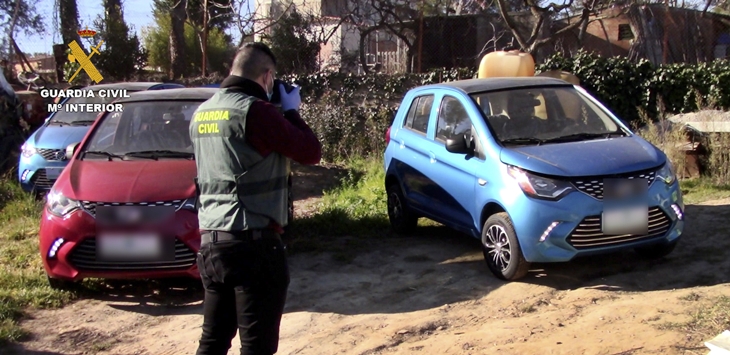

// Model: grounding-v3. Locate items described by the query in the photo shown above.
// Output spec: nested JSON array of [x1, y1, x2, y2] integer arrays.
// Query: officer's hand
[[279, 83, 301, 112]]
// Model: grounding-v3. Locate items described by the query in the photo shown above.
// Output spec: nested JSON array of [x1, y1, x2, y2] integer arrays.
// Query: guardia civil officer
[[189, 42, 322, 355]]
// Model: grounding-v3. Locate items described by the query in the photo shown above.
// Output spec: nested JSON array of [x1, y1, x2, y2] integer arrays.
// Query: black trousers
[[195, 234, 290, 355]]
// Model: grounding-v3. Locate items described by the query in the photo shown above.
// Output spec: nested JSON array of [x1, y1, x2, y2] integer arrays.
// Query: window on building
[[618, 24, 634, 41]]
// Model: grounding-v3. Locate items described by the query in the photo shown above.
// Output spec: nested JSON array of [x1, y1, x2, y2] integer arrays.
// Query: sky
[[14, 0, 250, 56], [15, 0, 158, 55]]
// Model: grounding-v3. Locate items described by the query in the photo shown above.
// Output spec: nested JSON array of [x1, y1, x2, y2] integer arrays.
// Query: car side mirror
[[446, 134, 472, 154], [65, 142, 80, 160]]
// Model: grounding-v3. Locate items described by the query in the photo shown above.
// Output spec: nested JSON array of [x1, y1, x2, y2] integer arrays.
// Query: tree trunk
[[202, 0, 208, 77], [170, 0, 188, 79], [59, 0, 84, 50], [104, 0, 123, 23]]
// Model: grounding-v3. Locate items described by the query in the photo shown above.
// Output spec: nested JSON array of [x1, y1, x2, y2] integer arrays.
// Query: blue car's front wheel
[[482, 212, 530, 281]]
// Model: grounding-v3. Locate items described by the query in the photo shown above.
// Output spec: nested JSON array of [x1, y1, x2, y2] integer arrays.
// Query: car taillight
[[385, 127, 391, 145]]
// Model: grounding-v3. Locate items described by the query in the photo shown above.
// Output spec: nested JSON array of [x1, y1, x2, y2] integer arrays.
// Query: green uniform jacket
[[189, 88, 290, 231]]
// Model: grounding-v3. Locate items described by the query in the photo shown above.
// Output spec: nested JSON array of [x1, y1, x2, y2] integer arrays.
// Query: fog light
[[48, 238, 65, 258], [21, 170, 29, 181], [671, 204, 684, 221], [540, 222, 560, 242]]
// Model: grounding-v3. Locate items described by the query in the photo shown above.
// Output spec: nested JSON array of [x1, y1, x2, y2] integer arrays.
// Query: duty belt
[[200, 229, 280, 245]]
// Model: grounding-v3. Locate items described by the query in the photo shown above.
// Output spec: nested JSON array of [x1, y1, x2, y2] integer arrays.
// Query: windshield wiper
[[124, 150, 195, 160], [543, 131, 624, 143], [69, 120, 96, 126], [81, 151, 125, 161], [48, 119, 67, 125], [501, 137, 546, 146]]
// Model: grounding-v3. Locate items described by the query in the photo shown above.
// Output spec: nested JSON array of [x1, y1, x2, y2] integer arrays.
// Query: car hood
[[29, 124, 91, 149], [499, 136, 665, 177], [60, 159, 197, 202]]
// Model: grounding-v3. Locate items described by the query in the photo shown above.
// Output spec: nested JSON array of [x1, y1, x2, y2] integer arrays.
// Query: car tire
[[47, 276, 78, 291], [634, 240, 678, 259], [481, 212, 530, 281], [386, 182, 417, 234]]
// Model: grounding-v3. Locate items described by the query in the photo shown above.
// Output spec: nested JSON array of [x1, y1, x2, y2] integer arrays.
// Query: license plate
[[602, 205, 648, 235], [97, 233, 163, 261], [45, 167, 63, 179]]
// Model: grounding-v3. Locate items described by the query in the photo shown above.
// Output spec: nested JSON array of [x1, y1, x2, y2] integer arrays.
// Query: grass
[[679, 178, 730, 204], [658, 295, 730, 341], [0, 175, 78, 345], [286, 158, 392, 260]]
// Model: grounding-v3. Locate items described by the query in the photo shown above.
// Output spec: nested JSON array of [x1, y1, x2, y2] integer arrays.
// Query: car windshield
[[49, 90, 135, 124], [470, 86, 625, 145], [81, 100, 201, 159]]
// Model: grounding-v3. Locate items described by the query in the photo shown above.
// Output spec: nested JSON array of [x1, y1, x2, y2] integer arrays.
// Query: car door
[[394, 93, 438, 214], [421, 94, 484, 232]]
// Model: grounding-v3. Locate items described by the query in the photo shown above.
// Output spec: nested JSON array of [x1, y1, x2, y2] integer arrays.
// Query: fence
[[358, 3, 730, 74]]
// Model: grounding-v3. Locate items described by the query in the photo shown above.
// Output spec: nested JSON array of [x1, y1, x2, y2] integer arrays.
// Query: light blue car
[[18, 82, 184, 193], [383, 77, 684, 281]]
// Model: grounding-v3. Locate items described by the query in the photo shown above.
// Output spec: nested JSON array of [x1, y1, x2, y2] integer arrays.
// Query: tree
[[143, 9, 233, 76], [262, 9, 323, 75], [185, 0, 234, 76], [1, 0, 44, 78], [153, 0, 188, 79], [86, 0, 147, 81], [493, 0, 611, 54], [58, 0, 83, 50]]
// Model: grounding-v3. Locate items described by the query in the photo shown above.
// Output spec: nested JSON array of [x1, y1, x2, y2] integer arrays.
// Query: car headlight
[[656, 161, 676, 185], [46, 189, 80, 217], [507, 166, 574, 200], [21, 144, 36, 158]]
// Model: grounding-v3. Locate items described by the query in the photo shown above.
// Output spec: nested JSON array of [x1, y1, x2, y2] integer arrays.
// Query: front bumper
[[505, 178, 684, 263], [39, 207, 201, 281], [18, 154, 69, 193]]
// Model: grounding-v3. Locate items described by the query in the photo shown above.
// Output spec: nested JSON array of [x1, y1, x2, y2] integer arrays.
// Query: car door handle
[[429, 151, 436, 163], [478, 178, 487, 186]]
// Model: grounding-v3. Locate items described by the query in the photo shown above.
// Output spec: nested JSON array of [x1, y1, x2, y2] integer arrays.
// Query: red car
[[40, 88, 217, 289]]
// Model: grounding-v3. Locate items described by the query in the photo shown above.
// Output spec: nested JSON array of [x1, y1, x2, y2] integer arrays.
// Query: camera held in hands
[[270, 79, 296, 105]]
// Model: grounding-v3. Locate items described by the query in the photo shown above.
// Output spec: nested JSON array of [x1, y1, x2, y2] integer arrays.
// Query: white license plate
[[602, 205, 648, 235], [97, 233, 162, 260], [45, 167, 63, 179]]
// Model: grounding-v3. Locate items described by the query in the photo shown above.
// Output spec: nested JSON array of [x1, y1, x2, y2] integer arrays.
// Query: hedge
[[145, 51, 730, 162]]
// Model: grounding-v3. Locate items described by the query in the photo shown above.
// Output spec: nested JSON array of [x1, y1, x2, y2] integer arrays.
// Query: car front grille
[[81, 200, 184, 217], [566, 206, 672, 250], [68, 238, 196, 271], [30, 169, 55, 189], [570, 169, 658, 200], [37, 148, 65, 161]]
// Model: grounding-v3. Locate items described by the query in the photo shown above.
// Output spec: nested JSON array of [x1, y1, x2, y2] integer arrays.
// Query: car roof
[[114, 87, 218, 103], [82, 82, 180, 91], [417, 77, 574, 94]]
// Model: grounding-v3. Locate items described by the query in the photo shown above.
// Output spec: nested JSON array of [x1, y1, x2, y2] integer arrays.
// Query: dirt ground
[[3, 163, 730, 355]]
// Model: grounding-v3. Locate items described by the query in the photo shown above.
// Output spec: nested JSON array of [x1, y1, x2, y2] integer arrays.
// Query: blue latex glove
[[279, 83, 301, 111]]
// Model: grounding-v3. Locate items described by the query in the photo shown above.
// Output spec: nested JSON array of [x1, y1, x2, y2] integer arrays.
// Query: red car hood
[[61, 160, 197, 202]]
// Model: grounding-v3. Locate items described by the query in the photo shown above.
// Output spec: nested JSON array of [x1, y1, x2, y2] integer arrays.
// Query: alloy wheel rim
[[485, 224, 511, 271]]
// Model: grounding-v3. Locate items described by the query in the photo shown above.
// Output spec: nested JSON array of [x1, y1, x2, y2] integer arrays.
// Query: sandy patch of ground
[[2, 163, 730, 355]]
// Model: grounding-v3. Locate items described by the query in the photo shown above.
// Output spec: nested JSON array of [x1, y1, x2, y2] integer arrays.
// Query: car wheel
[[386, 182, 417, 234], [481, 212, 530, 281], [47, 276, 78, 291], [634, 240, 678, 259]]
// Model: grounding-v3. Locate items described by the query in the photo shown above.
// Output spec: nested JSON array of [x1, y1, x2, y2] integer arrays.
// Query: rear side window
[[436, 96, 471, 142], [403, 95, 434, 134]]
